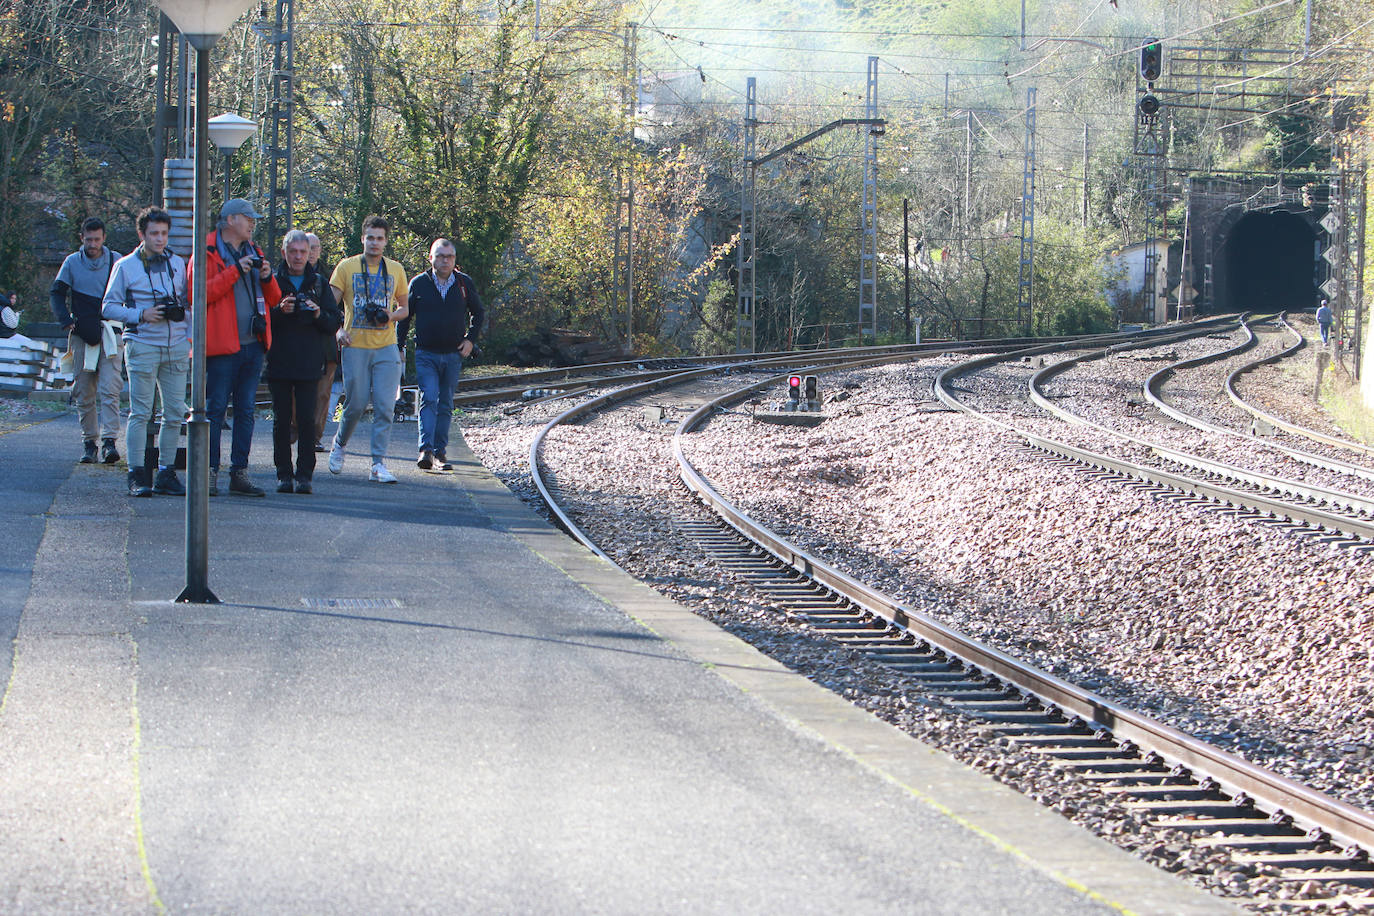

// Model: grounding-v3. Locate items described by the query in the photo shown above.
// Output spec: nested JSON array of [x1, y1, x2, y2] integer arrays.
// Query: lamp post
[[155, 0, 258, 604], [207, 113, 257, 206]]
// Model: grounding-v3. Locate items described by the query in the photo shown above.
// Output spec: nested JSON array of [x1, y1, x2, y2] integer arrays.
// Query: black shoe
[[435, 451, 453, 471], [208, 469, 219, 497], [277, 478, 294, 494], [100, 438, 120, 464], [153, 467, 186, 496], [417, 449, 434, 470], [229, 468, 265, 497], [81, 440, 98, 464], [128, 469, 152, 497], [294, 478, 313, 495], [314, 441, 326, 453]]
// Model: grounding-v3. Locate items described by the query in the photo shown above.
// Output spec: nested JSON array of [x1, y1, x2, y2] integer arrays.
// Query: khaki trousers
[[68, 333, 123, 441]]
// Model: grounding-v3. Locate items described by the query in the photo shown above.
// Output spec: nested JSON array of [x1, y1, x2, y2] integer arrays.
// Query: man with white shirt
[[405, 238, 484, 471]]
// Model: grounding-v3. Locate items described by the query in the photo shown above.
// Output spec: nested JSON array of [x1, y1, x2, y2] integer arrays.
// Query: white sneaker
[[328, 443, 345, 475], [370, 462, 397, 484]]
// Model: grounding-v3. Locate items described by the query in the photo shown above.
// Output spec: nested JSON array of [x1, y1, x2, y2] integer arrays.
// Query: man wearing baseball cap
[[190, 197, 281, 496]]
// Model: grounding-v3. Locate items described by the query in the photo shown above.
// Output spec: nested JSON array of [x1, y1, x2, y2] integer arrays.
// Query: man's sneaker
[[370, 462, 398, 484], [208, 469, 219, 497], [417, 449, 434, 470], [328, 442, 345, 475], [128, 469, 152, 498], [81, 440, 98, 464], [152, 467, 186, 496], [314, 441, 326, 453], [229, 468, 266, 497], [277, 478, 294, 494], [100, 438, 120, 464], [294, 477, 313, 495], [435, 451, 453, 471]]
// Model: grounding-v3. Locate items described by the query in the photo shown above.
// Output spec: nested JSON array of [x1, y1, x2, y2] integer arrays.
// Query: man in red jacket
[[193, 198, 281, 496]]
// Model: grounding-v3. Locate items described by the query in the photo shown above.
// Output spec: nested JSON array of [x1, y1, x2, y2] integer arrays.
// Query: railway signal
[[1140, 38, 1163, 84], [787, 375, 802, 407], [804, 375, 820, 410]]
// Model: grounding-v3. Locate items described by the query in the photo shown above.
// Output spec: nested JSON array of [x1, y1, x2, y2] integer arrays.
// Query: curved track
[[510, 330, 1374, 905]]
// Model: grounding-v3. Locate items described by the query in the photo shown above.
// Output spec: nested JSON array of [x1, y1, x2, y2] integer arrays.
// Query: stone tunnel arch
[[1212, 208, 1319, 314]]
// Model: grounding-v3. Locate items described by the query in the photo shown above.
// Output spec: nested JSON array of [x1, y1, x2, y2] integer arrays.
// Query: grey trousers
[[69, 333, 123, 440], [123, 337, 188, 471], [334, 345, 402, 464]]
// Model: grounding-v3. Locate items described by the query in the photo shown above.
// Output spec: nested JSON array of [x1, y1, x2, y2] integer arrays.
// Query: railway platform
[[0, 409, 1233, 914]]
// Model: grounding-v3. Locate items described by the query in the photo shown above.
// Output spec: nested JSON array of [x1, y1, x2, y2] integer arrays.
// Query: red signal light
[[787, 376, 802, 400]]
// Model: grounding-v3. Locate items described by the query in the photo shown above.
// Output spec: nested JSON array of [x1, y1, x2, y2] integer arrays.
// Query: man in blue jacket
[[51, 217, 123, 464], [405, 238, 484, 471]]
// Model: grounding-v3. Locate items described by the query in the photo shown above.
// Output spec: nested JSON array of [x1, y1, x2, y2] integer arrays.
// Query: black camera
[[156, 294, 185, 322], [295, 290, 316, 321], [249, 255, 264, 271], [361, 301, 389, 327]]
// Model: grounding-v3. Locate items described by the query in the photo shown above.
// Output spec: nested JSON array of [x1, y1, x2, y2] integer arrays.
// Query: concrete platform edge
[[447, 435, 1235, 916]]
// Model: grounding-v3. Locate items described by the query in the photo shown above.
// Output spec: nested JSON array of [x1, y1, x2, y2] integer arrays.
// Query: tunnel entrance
[[1217, 209, 1318, 313]]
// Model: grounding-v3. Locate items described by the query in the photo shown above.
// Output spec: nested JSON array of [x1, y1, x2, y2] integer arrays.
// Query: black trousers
[[270, 378, 318, 481]]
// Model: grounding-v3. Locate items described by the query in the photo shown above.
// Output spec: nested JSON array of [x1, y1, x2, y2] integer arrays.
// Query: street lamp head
[[153, 0, 257, 50], [207, 113, 257, 151]]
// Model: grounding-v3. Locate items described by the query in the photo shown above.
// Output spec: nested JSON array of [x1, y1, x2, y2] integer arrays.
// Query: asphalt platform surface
[[0, 409, 1235, 914]]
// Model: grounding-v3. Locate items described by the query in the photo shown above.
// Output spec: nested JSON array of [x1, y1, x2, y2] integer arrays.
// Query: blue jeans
[[206, 341, 264, 472], [415, 348, 463, 455]]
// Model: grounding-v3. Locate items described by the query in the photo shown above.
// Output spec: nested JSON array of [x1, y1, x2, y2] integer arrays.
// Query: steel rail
[[673, 350, 1374, 855], [527, 342, 1006, 562], [1020, 330, 1374, 537], [1225, 316, 1374, 459], [1144, 316, 1374, 484]]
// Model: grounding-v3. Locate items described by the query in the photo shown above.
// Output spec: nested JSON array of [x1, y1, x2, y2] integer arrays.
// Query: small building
[[1105, 240, 1170, 325]]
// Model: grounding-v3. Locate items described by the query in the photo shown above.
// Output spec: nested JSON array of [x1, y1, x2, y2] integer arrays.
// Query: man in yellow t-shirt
[[327, 214, 410, 483]]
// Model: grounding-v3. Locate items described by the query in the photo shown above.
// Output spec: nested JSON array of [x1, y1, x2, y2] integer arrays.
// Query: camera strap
[[359, 254, 389, 307]]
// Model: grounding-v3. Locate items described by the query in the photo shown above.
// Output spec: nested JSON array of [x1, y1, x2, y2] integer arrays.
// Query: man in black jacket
[[268, 229, 341, 493], [406, 238, 484, 471]]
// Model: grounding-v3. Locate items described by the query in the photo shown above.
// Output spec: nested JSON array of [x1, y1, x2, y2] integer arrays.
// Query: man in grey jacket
[[102, 207, 190, 498], [51, 217, 123, 465]]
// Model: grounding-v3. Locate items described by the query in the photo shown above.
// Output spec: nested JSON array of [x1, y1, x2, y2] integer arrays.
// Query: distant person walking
[[51, 217, 123, 464], [328, 214, 409, 483], [1316, 299, 1334, 345], [268, 229, 340, 493], [102, 206, 189, 498], [406, 238, 484, 471]]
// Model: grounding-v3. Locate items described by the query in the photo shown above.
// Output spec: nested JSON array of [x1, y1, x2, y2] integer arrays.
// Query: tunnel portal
[[1217, 209, 1319, 313]]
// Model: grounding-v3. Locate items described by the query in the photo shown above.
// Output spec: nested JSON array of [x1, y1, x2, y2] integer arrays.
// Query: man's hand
[[336, 327, 352, 347], [459, 340, 474, 358], [142, 305, 165, 324], [279, 294, 296, 314]]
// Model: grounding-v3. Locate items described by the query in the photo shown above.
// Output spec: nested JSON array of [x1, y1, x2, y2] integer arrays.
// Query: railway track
[[503, 331, 1374, 910], [1226, 316, 1374, 461], [1143, 316, 1374, 485], [935, 320, 1374, 547]]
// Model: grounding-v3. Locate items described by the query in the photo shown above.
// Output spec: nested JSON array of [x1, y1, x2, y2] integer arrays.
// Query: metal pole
[[178, 46, 217, 604], [1082, 123, 1089, 228], [1355, 166, 1367, 380], [903, 197, 911, 341], [222, 149, 232, 206]]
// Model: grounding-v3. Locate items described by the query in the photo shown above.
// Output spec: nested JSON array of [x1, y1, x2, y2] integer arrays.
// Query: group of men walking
[[49, 204, 484, 497]]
